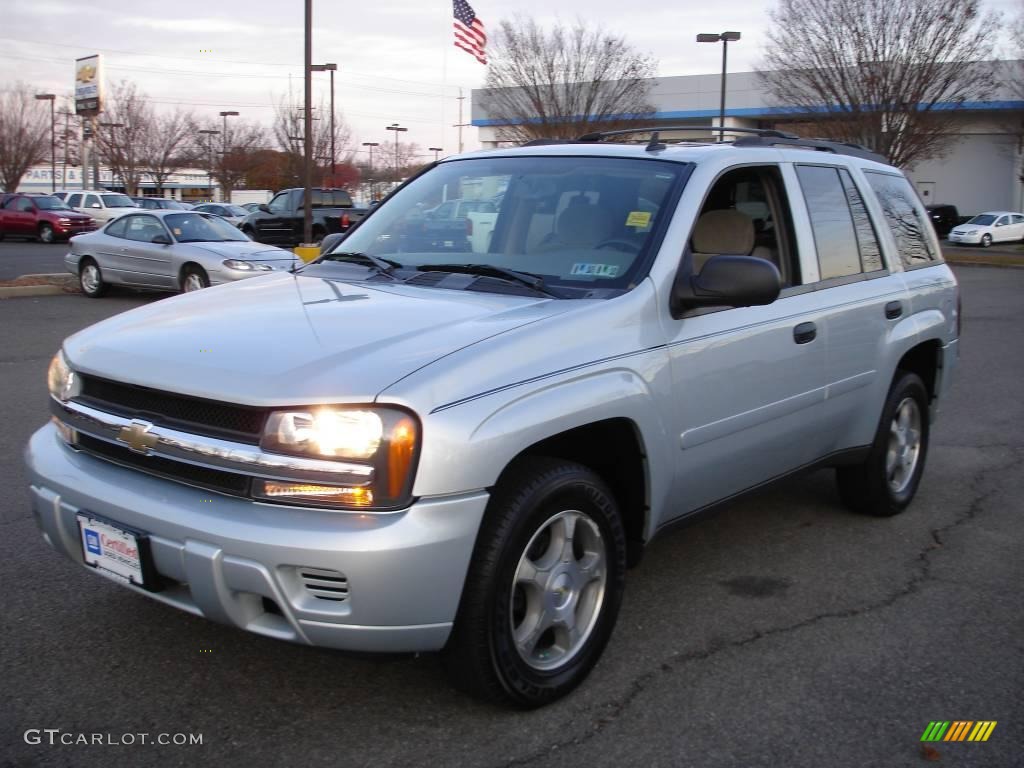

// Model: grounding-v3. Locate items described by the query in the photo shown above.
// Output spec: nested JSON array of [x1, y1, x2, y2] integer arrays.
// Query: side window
[[838, 170, 883, 272], [863, 172, 940, 268], [995, 216, 1008, 227], [16, 198, 34, 212], [2, 198, 18, 210], [267, 193, 289, 213], [84, 194, 101, 209], [105, 217, 129, 238], [1013, 215, 1024, 225], [690, 165, 800, 286], [122, 215, 165, 242], [67, 194, 82, 208], [795, 165, 862, 280]]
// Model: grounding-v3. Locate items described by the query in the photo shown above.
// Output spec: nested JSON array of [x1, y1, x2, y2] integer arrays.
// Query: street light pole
[[696, 31, 741, 142], [311, 63, 338, 183], [302, 0, 314, 244], [35, 94, 56, 193], [362, 141, 379, 200], [429, 147, 443, 162], [385, 123, 407, 189], [199, 129, 219, 202], [218, 111, 239, 202]]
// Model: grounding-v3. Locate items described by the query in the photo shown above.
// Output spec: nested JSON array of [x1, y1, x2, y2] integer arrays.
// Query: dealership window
[[864, 171, 940, 268]]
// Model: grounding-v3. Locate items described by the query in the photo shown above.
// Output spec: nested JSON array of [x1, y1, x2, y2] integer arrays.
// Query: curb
[[944, 256, 1024, 269], [0, 285, 68, 298]]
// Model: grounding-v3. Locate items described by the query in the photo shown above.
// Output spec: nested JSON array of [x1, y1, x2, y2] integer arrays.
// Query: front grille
[[298, 568, 349, 602], [77, 375, 267, 444], [76, 433, 251, 497]]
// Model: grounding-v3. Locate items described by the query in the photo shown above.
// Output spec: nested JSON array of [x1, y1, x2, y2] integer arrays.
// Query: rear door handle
[[885, 301, 903, 319], [793, 321, 817, 344]]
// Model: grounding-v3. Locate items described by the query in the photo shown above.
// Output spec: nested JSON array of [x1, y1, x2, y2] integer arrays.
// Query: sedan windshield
[[102, 194, 137, 208], [966, 214, 996, 226], [164, 212, 249, 242], [332, 155, 688, 293], [224, 205, 250, 217], [34, 196, 72, 211]]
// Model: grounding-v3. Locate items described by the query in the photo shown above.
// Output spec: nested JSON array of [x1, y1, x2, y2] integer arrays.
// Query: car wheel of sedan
[[79, 258, 108, 298], [980, 234, 992, 248], [181, 265, 210, 293], [38, 223, 55, 244], [836, 371, 930, 517], [443, 457, 626, 708]]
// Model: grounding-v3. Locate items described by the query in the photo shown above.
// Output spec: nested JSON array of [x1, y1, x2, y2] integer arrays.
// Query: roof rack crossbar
[[576, 125, 799, 142]]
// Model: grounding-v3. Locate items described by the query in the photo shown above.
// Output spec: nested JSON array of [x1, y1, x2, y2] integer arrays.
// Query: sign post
[[75, 55, 103, 189]]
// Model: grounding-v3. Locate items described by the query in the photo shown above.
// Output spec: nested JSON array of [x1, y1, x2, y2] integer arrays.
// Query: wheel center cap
[[550, 573, 573, 608]]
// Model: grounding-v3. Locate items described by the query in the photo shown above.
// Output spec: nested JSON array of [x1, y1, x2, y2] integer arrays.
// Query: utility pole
[[302, 0, 314, 244], [453, 87, 470, 154]]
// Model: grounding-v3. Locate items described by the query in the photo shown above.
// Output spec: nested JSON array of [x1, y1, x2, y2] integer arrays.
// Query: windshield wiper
[[416, 264, 557, 297], [320, 251, 402, 278]]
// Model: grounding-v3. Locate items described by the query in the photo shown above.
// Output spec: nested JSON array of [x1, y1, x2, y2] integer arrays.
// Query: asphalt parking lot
[[1, 266, 1021, 767]]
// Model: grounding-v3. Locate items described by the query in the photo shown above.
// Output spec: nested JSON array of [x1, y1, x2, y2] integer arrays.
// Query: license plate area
[[76, 513, 162, 592]]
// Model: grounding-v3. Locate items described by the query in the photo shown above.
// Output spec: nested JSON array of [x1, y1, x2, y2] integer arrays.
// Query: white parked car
[[63, 190, 142, 223], [191, 203, 252, 227], [948, 211, 1024, 247]]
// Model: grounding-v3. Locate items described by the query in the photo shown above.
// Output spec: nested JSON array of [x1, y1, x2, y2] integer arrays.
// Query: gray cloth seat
[[537, 203, 615, 251]]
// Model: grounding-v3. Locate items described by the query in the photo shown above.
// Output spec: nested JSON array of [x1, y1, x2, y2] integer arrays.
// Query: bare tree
[[95, 81, 152, 195], [272, 94, 353, 188], [0, 83, 49, 192], [380, 140, 422, 184], [196, 119, 268, 200], [140, 109, 194, 196], [480, 18, 657, 143], [760, 0, 999, 169]]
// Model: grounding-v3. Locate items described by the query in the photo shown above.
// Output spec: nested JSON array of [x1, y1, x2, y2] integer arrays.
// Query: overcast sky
[[4, 0, 1020, 161]]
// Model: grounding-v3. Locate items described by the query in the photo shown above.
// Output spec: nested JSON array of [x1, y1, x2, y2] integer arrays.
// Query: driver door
[[257, 191, 292, 242], [119, 214, 176, 287]]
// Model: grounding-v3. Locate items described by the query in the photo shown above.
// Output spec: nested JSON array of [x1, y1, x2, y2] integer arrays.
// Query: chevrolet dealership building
[[472, 61, 1024, 215]]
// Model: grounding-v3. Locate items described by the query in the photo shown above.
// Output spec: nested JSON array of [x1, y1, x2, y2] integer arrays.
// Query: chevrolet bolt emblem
[[117, 420, 159, 455]]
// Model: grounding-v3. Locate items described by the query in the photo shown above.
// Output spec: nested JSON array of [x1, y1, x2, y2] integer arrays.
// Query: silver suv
[[27, 129, 959, 707]]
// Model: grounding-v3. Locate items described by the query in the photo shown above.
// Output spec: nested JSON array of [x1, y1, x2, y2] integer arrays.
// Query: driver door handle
[[793, 321, 817, 344]]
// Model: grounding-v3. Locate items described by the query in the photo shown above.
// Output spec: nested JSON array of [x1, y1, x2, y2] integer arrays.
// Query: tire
[[38, 223, 55, 244], [836, 371, 930, 516], [79, 258, 108, 298], [980, 233, 992, 248], [443, 457, 626, 708], [181, 265, 210, 293]]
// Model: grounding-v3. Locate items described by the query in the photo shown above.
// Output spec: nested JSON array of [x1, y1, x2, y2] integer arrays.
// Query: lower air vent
[[299, 568, 349, 602]]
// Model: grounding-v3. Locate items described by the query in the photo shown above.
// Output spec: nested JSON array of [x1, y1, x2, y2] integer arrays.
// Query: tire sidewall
[[182, 267, 209, 292], [486, 473, 626, 706], [79, 259, 104, 297], [872, 373, 930, 511], [981, 234, 991, 247], [39, 224, 54, 243]]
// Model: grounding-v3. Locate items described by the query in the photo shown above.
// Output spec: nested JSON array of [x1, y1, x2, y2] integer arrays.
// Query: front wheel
[[836, 371, 930, 516], [181, 265, 210, 292], [443, 457, 626, 707], [38, 224, 55, 243], [980, 233, 992, 248], [79, 258, 108, 298]]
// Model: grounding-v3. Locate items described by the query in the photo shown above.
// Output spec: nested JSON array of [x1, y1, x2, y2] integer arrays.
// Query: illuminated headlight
[[47, 350, 81, 402], [223, 259, 273, 271], [258, 407, 419, 509]]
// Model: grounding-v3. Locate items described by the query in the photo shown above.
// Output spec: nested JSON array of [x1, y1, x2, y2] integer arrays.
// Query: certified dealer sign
[[75, 55, 102, 116]]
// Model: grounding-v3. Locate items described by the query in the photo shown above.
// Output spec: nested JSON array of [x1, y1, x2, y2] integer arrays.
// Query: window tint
[[1012, 215, 1023, 225], [995, 216, 1009, 227], [67, 194, 82, 208], [267, 193, 289, 213], [84, 195, 101, 209], [838, 170, 883, 272], [122, 215, 166, 242], [16, 197, 34, 212], [864, 172, 940, 267], [796, 165, 862, 279], [2, 198, 18, 210], [105, 217, 128, 238]]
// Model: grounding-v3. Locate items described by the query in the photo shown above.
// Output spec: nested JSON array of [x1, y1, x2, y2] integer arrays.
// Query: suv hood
[[63, 272, 571, 405]]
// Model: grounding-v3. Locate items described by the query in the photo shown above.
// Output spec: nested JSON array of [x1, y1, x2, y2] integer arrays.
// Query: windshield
[[966, 214, 996, 226], [102, 194, 137, 208], [35, 196, 72, 211], [164, 212, 249, 242], [224, 205, 250, 216], [332, 156, 687, 293]]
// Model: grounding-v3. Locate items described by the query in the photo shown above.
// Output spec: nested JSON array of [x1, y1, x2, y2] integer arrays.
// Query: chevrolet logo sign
[[117, 420, 159, 455]]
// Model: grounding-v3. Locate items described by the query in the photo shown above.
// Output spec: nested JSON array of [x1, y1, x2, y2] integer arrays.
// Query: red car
[[0, 193, 96, 243]]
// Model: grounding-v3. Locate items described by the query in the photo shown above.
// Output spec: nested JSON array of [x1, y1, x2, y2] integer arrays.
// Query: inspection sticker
[[625, 211, 651, 228], [571, 263, 620, 278]]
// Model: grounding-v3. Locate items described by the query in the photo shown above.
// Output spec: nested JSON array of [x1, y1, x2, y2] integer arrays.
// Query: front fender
[[410, 364, 675, 538]]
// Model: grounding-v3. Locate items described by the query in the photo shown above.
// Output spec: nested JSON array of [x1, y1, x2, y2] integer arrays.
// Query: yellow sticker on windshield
[[172, 228, 183, 235], [626, 211, 651, 228]]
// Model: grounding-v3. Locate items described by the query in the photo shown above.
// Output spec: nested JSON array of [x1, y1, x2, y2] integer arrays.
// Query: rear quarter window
[[864, 172, 942, 268]]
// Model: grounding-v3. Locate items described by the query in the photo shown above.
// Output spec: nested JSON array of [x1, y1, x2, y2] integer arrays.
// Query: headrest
[[556, 205, 614, 244], [692, 209, 754, 255]]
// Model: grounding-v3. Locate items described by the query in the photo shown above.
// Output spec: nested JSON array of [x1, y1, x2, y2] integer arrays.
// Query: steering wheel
[[595, 239, 641, 253]]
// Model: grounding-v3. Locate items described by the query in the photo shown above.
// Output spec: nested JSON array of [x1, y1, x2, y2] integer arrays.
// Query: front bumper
[[947, 233, 981, 244], [25, 422, 487, 652]]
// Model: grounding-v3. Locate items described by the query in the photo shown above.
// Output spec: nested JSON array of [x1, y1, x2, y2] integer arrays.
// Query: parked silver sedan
[[66, 210, 302, 297]]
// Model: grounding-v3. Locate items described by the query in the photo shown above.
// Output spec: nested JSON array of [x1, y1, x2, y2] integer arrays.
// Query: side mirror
[[318, 232, 345, 255], [150, 233, 172, 245], [258, 204, 270, 213], [671, 255, 781, 314]]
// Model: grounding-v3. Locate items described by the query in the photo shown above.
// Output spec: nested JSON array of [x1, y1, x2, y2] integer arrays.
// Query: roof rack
[[575, 125, 798, 143], [731, 135, 886, 163]]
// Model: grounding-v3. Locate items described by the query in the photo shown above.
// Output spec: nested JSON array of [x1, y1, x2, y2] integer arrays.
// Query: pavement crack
[[496, 446, 1023, 768]]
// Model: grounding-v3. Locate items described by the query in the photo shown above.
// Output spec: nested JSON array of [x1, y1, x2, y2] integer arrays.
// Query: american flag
[[453, 0, 487, 65]]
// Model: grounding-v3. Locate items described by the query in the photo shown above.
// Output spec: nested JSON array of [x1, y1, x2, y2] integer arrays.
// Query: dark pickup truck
[[239, 188, 367, 246]]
